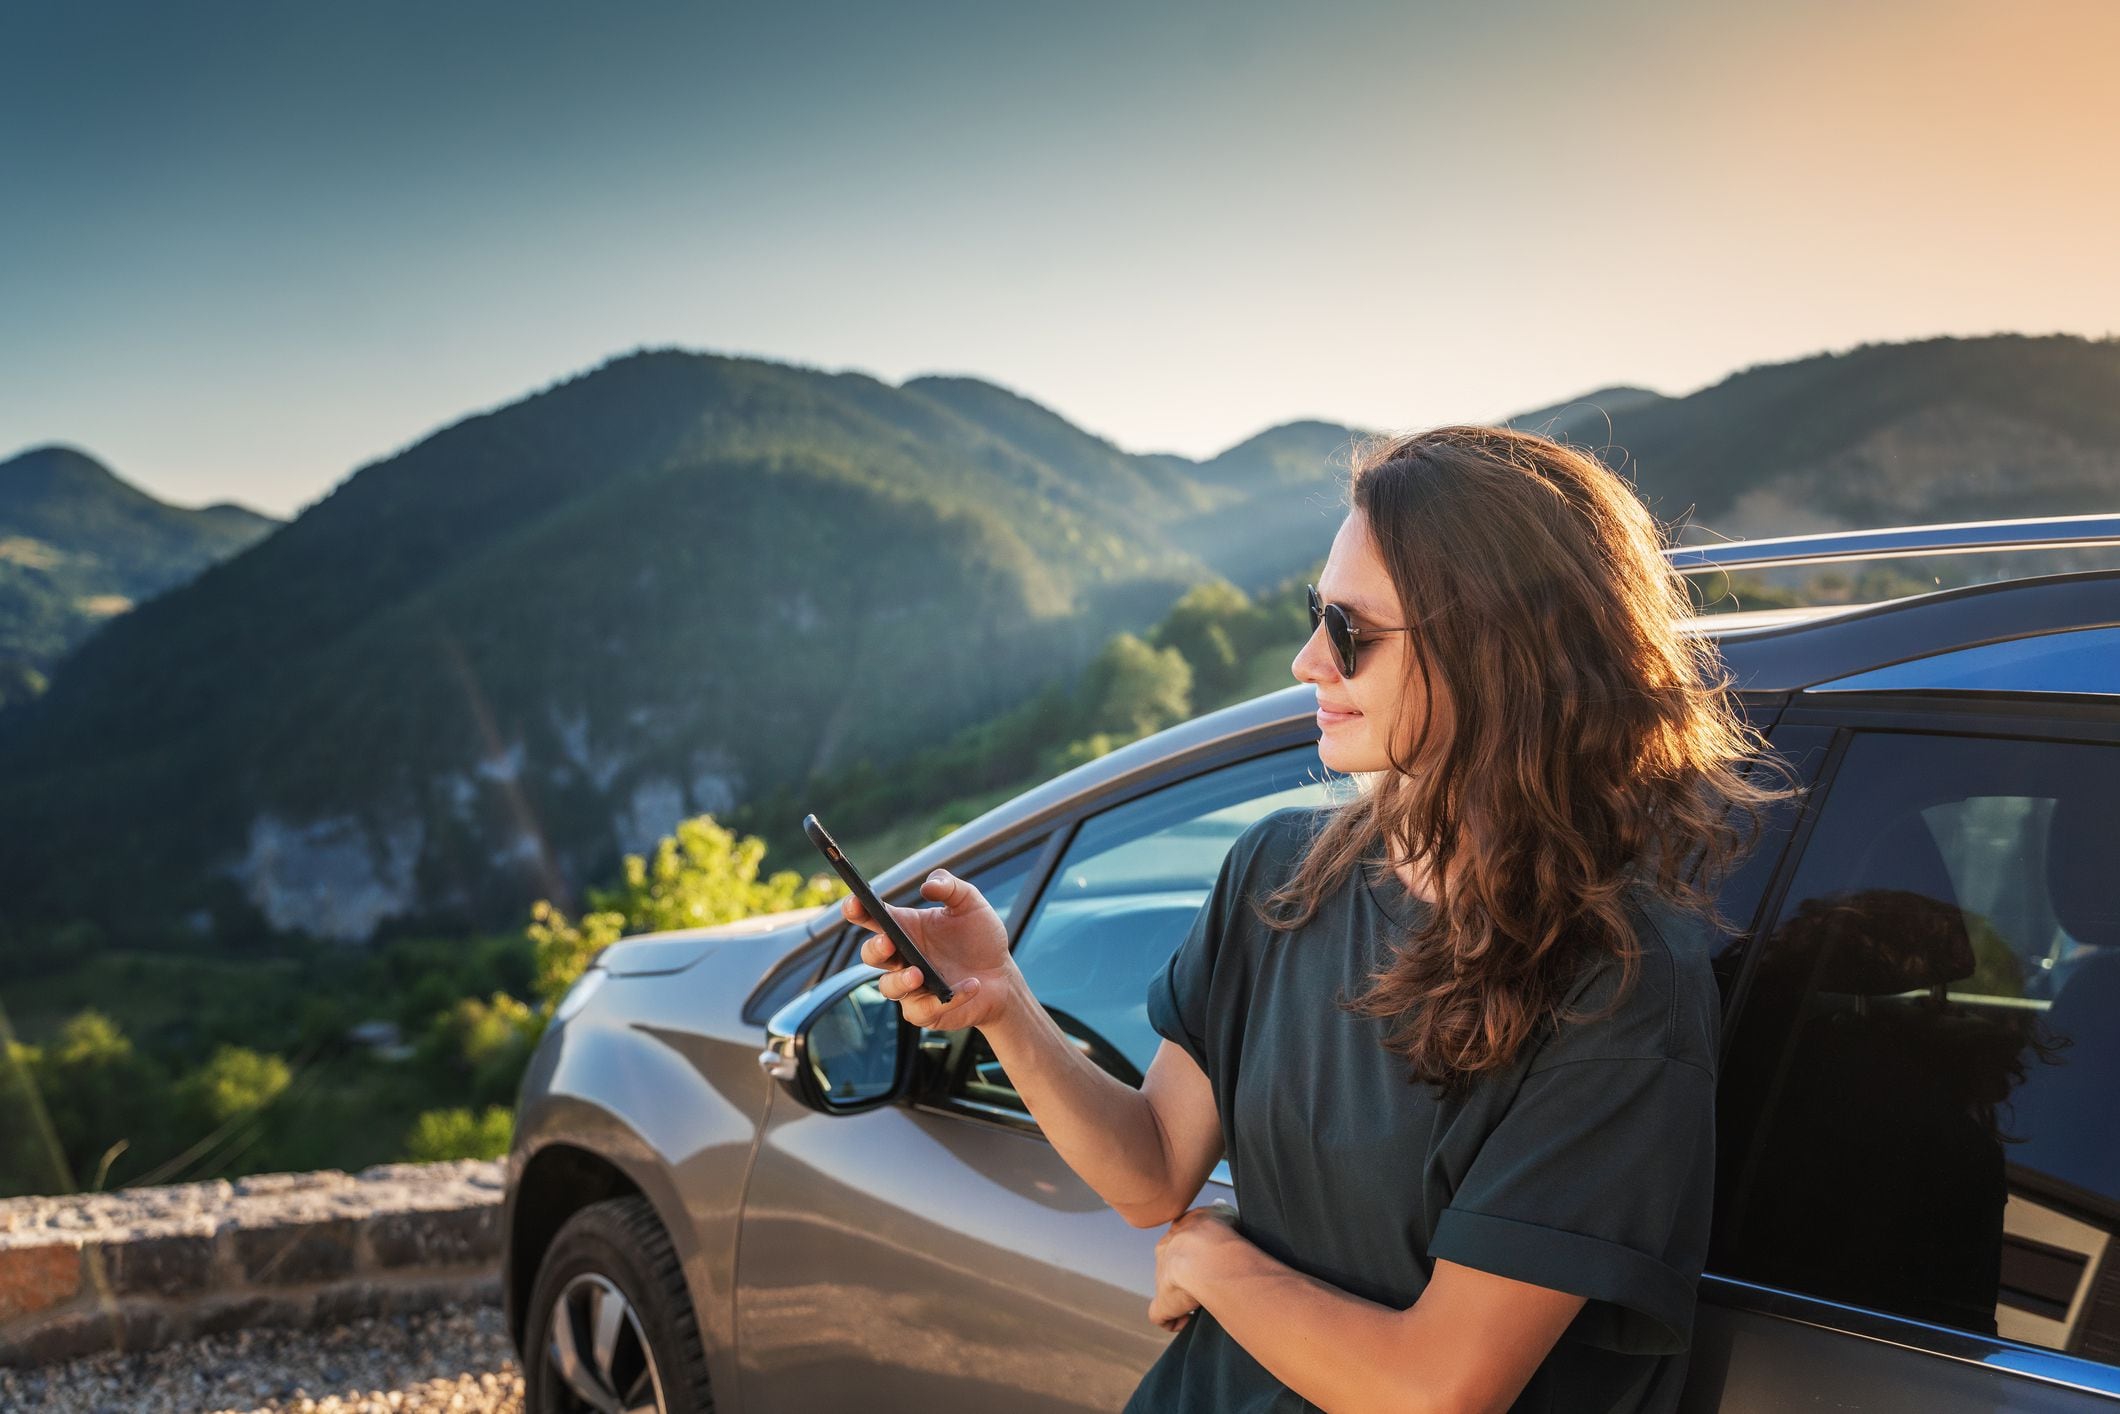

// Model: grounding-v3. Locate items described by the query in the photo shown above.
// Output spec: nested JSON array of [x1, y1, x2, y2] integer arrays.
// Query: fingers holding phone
[[843, 868, 1014, 1031]]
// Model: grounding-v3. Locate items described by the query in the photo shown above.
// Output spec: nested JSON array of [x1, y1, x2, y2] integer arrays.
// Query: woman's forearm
[[978, 966, 1184, 1225], [1179, 1233, 1445, 1414]]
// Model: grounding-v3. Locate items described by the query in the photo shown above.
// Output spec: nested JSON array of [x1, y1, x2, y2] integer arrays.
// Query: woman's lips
[[1316, 704, 1362, 726]]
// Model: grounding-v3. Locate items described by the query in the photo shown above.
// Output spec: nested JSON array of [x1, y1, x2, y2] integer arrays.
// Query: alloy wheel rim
[[546, 1272, 667, 1414]]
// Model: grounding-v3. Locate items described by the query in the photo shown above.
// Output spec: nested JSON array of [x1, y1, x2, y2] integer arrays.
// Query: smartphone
[[802, 813, 955, 1004]]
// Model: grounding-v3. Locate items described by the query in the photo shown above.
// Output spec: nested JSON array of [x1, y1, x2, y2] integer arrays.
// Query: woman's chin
[[1316, 737, 1385, 775]]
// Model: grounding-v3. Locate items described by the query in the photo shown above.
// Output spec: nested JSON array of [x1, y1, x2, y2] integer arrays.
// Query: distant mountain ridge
[[1540, 335, 2120, 540], [0, 332, 2113, 947], [0, 445, 280, 706], [0, 351, 1317, 945], [1502, 386, 1669, 448]]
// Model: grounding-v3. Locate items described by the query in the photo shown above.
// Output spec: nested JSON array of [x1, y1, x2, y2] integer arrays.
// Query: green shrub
[[529, 815, 842, 1007], [180, 1046, 291, 1124], [404, 1105, 514, 1162]]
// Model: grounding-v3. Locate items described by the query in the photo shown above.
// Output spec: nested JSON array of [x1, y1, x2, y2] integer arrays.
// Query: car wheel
[[523, 1195, 715, 1413]]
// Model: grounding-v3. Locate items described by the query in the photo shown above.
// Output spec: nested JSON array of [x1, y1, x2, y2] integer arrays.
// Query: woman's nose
[[1292, 625, 1339, 686]]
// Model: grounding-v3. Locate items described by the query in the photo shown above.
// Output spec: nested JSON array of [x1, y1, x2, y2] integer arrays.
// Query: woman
[[842, 425, 1800, 1413]]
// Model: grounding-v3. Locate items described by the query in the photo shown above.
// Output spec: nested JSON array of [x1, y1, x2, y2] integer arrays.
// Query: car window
[[1701, 724, 1829, 1004], [1713, 730, 2120, 1358], [822, 838, 1044, 979], [930, 842, 1040, 928], [952, 745, 1344, 1116]]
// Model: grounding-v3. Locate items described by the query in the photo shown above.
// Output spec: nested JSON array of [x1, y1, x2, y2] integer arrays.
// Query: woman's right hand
[[846, 868, 1018, 1031]]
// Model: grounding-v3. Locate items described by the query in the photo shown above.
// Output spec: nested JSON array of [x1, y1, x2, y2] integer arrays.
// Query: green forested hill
[[902, 374, 1230, 521], [1164, 420, 1373, 591], [0, 351, 1266, 943], [1578, 335, 2120, 538], [2, 333, 2114, 950], [0, 446, 279, 705], [1502, 386, 1668, 449]]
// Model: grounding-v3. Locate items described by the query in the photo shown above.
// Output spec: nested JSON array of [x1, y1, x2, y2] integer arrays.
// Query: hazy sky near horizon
[[5, 0, 2117, 519]]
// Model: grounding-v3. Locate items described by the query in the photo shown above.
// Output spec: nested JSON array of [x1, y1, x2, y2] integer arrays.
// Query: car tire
[[523, 1195, 715, 1414]]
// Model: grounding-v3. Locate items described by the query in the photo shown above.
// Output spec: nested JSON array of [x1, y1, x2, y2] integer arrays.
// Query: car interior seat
[[1027, 894, 1207, 1078], [1999, 793, 2120, 1204]]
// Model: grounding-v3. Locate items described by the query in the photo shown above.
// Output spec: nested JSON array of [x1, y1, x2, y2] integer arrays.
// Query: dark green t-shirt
[[1124, 807, 1719, 1414]]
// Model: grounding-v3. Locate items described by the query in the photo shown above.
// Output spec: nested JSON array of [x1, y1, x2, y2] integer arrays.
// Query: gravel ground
[[0, 1302, 526, 1413]]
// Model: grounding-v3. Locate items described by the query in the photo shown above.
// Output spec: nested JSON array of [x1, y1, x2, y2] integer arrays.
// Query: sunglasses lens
[[1306, 586, 1362, 676], [1330, 607, 1357, 677]]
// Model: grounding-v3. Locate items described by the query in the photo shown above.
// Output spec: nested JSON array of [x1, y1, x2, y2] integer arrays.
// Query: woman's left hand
[[1149, 1203, 1246, 1333]]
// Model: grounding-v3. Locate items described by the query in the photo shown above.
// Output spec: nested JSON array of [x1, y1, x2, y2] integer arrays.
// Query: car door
[[731, 743, 1336, 1413], [1685, 688, 2120, 1411]]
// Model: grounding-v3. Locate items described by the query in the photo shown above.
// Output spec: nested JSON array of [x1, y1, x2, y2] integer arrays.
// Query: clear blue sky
[[4, 0, 2115, 518]]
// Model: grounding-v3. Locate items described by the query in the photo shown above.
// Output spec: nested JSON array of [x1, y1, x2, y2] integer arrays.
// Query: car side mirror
[[758, 962, 915, 1114]]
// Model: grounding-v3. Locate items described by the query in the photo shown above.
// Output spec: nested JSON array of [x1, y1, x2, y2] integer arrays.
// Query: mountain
[[1164, 421, 1369, 592], [0, 446, 280, 705], [901, 375, 1231, 521], [0, 351, 1335, 945], [1586, 335, 2120, 540], [3, 333, 2114, 949], [1501, 386, 1669, 449], [1160, 331, 2120, 595]]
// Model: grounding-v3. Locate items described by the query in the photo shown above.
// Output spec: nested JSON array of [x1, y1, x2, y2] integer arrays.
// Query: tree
[[1153, 581, 1263, 702], [180, 1046, 291, 1125], [404, 1105, 514, 1162], [6, 1011, 175, 1192], [0, 1036, 70, 1197], [422, 992, 544, 1107], [527, 900, 627, 1013], [1079, 632, 1193, 739]]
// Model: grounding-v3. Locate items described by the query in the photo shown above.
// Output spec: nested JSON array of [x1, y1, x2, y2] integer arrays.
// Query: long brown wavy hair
[[1259, 425, 1804, 1095]]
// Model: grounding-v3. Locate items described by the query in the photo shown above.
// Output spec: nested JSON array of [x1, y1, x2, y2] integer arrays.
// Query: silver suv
[[504, 513, 2120, 1413]]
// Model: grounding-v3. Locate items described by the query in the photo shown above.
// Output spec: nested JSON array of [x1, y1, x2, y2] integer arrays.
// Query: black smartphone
[[802, 813, 955, 1004]]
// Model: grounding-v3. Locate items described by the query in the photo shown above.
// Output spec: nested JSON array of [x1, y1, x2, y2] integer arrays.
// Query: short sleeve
[[1144, 809, 1299, 1079], [1427, 1051, 1717, 1355], [1145, 842, 1240, 1077]]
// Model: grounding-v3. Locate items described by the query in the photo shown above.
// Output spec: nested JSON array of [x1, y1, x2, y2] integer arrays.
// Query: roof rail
[[1664, 512, 2120, 576]]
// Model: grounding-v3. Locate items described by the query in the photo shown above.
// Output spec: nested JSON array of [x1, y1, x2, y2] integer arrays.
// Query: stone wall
[[0, 1161, 504, 1367]]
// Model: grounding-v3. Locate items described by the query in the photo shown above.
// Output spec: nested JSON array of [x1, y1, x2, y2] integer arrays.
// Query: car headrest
[[1806, 813, 1975, 994], [2047, 795, 2120, 949]]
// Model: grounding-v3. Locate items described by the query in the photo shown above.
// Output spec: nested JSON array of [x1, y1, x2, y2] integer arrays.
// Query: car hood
[[598, 905, 829, 976]]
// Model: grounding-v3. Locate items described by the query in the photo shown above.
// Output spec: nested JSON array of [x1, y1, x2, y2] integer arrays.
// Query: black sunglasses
[[1307, 584, 1413, 678]]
